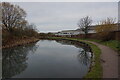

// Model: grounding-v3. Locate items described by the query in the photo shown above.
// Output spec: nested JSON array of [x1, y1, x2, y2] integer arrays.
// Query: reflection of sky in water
[[0, 48, 1, 78], [3, 40, 92, 78]]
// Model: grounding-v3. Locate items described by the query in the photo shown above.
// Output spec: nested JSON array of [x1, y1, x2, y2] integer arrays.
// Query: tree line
[[0, 2, 118, 44], [1, 2, 38, 45], [77, 16, 117, 41]]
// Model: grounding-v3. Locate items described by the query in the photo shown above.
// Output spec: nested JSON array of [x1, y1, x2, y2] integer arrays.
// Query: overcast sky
[[12, 2, 118, 33]]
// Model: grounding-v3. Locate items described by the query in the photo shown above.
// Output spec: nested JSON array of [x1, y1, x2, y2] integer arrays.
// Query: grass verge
[[48, 37, 102, 78], [83, 39, 120, 54], [82, 41, 102, 78]]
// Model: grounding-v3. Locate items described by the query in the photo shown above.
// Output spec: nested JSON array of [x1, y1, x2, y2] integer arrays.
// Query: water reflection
[[55, 40, 91, 51], [78, 49, 91, 66], [2, 40, 92, 78], [55, 40, 92, 66], [2, 43, 38, 78]]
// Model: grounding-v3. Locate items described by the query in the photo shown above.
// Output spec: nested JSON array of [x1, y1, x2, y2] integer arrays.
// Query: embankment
[[2, 37, 39, 49]]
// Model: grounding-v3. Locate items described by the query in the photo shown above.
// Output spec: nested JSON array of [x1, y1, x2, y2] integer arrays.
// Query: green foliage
[[85, 39, 120, 54], [83, 42, 102, 78], [101, 40, 120, 53]]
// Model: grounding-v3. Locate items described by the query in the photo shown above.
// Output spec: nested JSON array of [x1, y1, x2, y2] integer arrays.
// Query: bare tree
[[1, 2, 39, 46], [24, 23, 38, 37], [2, 2, 26, 32], [77, 16, 92, 37], [95, 17, 116, 41]]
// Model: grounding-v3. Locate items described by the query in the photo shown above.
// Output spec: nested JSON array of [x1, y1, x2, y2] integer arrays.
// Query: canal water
[[2, 40, 92, 78]]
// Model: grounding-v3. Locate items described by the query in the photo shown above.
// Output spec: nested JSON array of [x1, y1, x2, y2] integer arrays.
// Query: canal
[[3, 40, 92, 78]]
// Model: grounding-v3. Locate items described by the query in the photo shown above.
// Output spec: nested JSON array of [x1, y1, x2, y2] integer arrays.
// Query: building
[[55, 26, 96, 36], [54, 23, 120, 36], [55, 29, 82, 36]]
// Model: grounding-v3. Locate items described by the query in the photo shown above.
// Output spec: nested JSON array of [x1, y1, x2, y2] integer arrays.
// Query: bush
[[95, 17, 116, 41]]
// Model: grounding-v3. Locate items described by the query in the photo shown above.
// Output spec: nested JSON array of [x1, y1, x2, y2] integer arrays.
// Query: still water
[[3, 40, 92, 78]]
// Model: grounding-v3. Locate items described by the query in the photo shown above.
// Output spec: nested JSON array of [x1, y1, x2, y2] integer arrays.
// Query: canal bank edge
[[2, 37, 102, 78], [47, 37, 102, 78], [2, 37, 39, 49], [82, 41, 102, 78]]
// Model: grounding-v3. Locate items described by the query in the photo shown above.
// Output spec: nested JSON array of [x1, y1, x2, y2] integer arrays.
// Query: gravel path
[[86, 41, 119, 78]]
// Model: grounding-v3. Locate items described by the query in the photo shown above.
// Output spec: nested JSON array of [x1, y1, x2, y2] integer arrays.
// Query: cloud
[[2, 0, 119, 2], [12, 2, 117, 32]]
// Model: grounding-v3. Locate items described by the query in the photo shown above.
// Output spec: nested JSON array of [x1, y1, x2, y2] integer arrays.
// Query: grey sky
[[13, 2, 118, 33]]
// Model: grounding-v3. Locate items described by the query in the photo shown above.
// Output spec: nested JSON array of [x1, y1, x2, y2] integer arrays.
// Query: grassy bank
[[101, 40, 120, 52], [82, 41, 102, 78], [48, 37, 102, 78], [82, 39, 120, 54], [2, 37, 39, 49]]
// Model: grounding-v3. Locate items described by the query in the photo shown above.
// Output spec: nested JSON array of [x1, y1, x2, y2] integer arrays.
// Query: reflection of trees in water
[[56, 40, 92, 66], [78, 49, 91, 66], [2, 43, 38, 78], [55, 40, 90, 51], [55, 40, 82, 48]]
